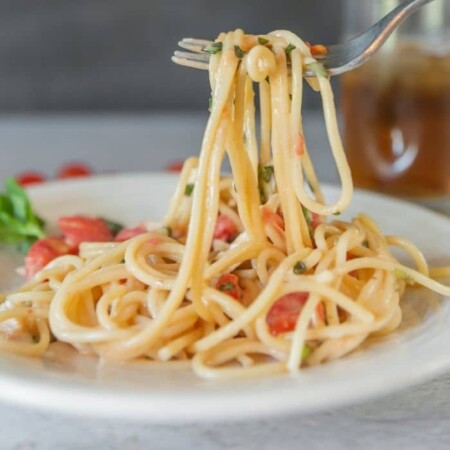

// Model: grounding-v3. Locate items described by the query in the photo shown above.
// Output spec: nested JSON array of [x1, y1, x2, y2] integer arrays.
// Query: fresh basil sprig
[[0, 179, 46, 253]]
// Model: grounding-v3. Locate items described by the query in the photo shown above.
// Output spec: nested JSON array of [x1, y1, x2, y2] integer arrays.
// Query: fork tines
[[172, 38, 213, 70]]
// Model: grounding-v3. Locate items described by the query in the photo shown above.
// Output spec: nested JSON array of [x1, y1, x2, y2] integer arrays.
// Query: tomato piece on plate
[[57, 163, 92, 179], [215, 273, 241, 300], [25, 237, 75, 279], [213, 214, 239, 242], [115, 225, 147, 242], [266, 292, 310, 336], [58, 216, 113, 247], [165, 160, 184, 173], [16, 172, 46, 187]]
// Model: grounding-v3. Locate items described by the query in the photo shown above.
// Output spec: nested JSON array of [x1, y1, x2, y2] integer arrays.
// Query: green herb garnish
[[101, 218, 124, 236], [394, 269, 415, 285], [302, 206, 312, 225], [265, 76, 270, 84], [234, 45, 246, 58], [184, 183, 194, 197], [362, 240, 369, 248], [208, 95, 213, 112], [31, 334, 39, 343], [307, 62, 328, 77], [258, 37, 269, 45], [293, 261, 307, 275], [333, 211, 341, 216], [0, 179, 46, 254], [302, 344, 312, 360], [261, 165, 274, 183], [203, 42, 223, 55], [285, 44, 296, 55], [218, 281, 235, 292]]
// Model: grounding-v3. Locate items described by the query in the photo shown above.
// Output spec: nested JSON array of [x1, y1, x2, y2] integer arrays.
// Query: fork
[[172, 0, 434, 77]]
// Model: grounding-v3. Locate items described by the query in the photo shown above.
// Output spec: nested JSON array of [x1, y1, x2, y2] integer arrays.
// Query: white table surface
[[0, 113, 449, 450]]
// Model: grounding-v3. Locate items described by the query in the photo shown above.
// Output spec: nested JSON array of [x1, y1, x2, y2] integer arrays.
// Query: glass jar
[[341, 0, 450, 214]]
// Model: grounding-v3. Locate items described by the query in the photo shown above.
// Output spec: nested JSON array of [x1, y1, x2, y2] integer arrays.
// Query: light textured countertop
[[0, 113, 449, 450]]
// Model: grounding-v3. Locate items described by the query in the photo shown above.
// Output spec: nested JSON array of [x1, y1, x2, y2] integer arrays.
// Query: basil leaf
[[203, 42, 223, 55]]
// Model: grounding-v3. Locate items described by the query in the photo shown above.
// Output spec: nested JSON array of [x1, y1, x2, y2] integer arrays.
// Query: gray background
[[0, 0, 343, 112]]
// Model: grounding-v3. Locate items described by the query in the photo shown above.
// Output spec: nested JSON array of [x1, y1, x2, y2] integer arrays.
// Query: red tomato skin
[[165, 161, 184, 173], [262, 208, 285, 230], [115, 225, 147, 242], [266, 292, 310, 336], [57, 163, 92, 179], [58, 216, 113, 247], [213, 214, 239, 242], [25, 237, 75, 279], [215, 273, 241, 300], [16, 172, 46, 186]]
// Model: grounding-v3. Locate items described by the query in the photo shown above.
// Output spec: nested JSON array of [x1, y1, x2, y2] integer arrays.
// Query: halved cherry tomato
[[16, 172, 46, 187], [306, 42, 328, 56], [165, 160, 184, 173], [115, 225, 147, 242], [57, 163, 92, 179], [25, 237, 75, 279], [262, 207, 285, 230], [213, 214, 239, 242], [266, 292, 311, 336], [215, 273, 241, 300], [58, 216, 113, 247], [311, 212, 321, 229], [296, 134, 305, 156]]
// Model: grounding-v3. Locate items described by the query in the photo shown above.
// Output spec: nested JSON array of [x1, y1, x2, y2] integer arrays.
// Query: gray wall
[[0, 0, 344, 112]]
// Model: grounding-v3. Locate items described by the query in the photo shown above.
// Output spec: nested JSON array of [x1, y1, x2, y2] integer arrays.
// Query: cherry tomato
[[266, 292, 310, 336], [262, 208, 285, 229], [165, 160, 184, 173], [306, 42, 328, 56], [115, 225, 147, 242], [25, 237, 75, 279], [16, 172, 46, 187], [213, 214, 239, 242], [215, 273, 241, 300], [58, 216, 113, 247], [57, 163, 92, 179]]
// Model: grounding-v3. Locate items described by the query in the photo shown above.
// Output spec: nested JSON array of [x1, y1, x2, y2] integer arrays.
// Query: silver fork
[[172, 0, 434, 77]]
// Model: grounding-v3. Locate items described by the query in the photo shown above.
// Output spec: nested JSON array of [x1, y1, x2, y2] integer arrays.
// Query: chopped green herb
[[307, 62, 328, 77], [218, 281, 235, 292], [234, 45, 246, 58], [203, 42, 223, 55], [261, 165, 274, 183], [184, 183, 194, 197], [302, 206, 312, 225], [333, 211, 341, 216], [362, 240, 369, 248], [0, 179, 46, 254], [285, 44, 296, 55], [258, 36, 269, 45], [293, 261, 307, 275], [394, 269, 415, 285], [208, 94, 213, 112], [101, 218, 124, 236], [302, 344, 312, 360], [31, 334, 39, 343], [265, 75, 270, 84]]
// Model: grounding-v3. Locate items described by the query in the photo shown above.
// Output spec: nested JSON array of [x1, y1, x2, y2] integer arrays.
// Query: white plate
[[0, 173, 449, 423]]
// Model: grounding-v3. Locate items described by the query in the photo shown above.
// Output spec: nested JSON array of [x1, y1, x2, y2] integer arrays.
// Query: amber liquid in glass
[[342, 41, 450, 202]]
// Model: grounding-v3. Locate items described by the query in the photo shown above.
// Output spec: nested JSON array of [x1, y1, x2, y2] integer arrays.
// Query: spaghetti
[[1, 29, 449, 379]]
